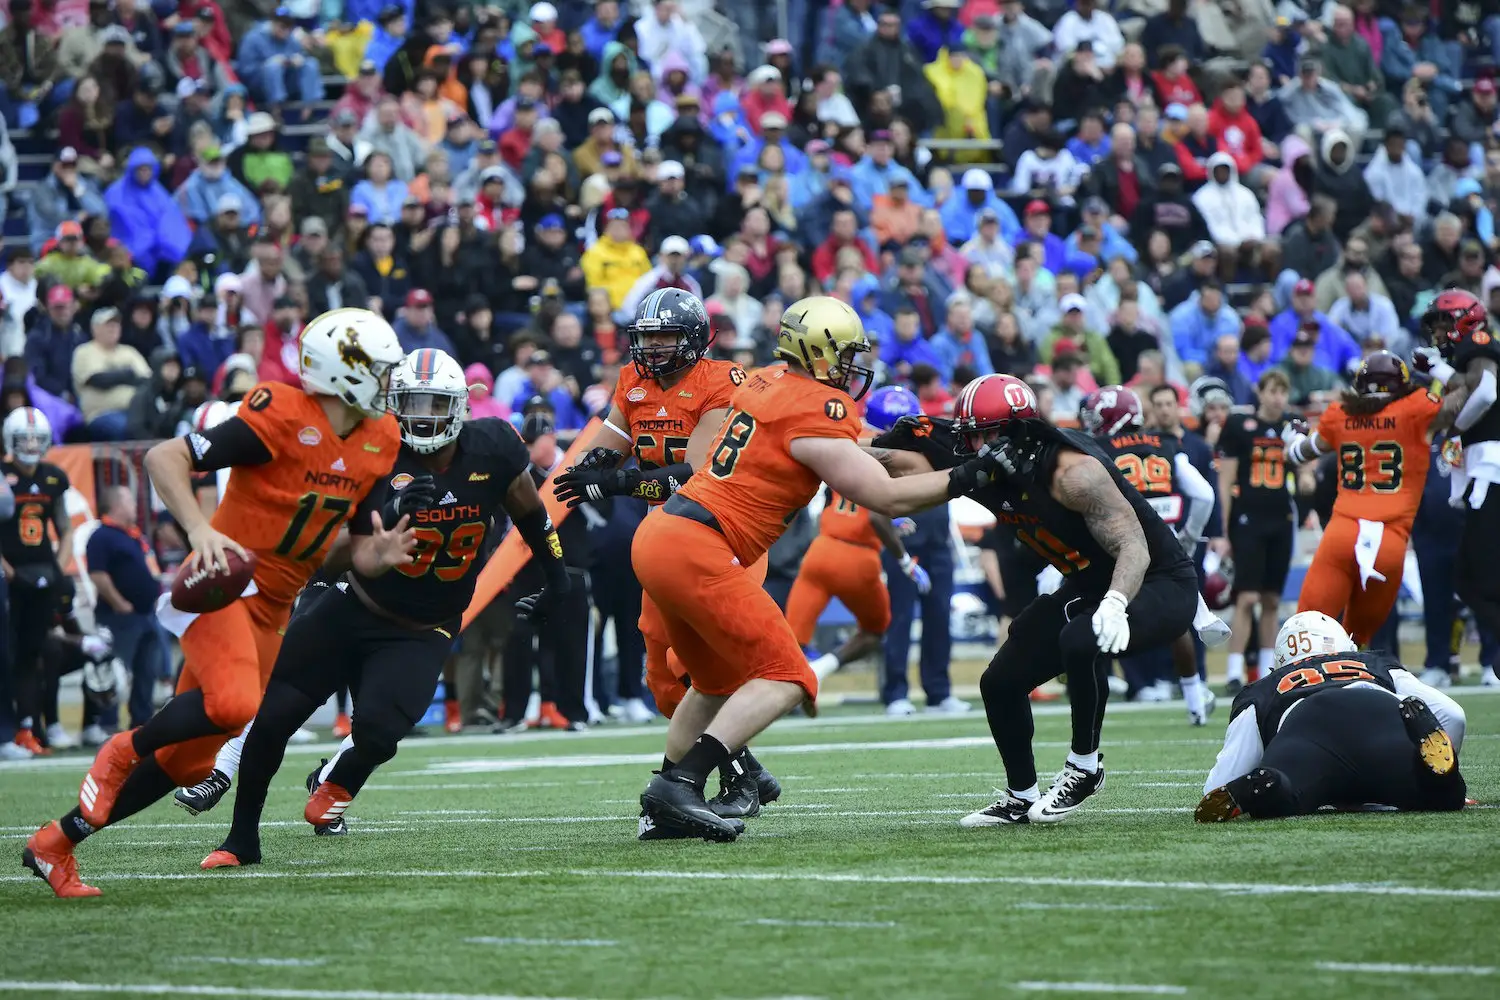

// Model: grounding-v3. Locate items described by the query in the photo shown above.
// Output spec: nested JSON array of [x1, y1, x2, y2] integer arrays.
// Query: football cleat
[[619, 697, 656, 724], [929, 696, 972, 714], [1482, 666, 1500, 687], [708, 762, 762, 820], [0, 740, 33, 760], [305, 780, 354, 828], [637, 809, 694, 840], [1188, 688, 1217, 727], [1419, 667, 1453, 689], [1400, 696, 1455, 776], [959, 790, 1034, 827], [1224, 678, 1244, 696], [45, 723, 79, 750], [332, 712, 352, 739], [15, 728, 49, 755], [174, 768, 233, 816], [536, 702, 571, 730], [22, 822, 100, 898], [885, 698, 916, 717], [1028, 757, 1106, 824], [314, 816, 348, 836], [443, 699, 463, 734], [80, 724, 112, 747], [1195, 784, 1245, 823], [640, 772, 744, 843], [754, 766, 782, 807], [200, 849, 246, 870], [79, 729, 140, 827]]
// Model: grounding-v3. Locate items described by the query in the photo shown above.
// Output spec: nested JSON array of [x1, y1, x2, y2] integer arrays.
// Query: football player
[[1216, 368, 1297, 692], [869, 374, 1198, 825], [1080, 386, 1219, 724], [551, 288, 783, 824], [632, 297, 999, 841], [1, 407, 75, 755], [1417, 290, 1500, 668], [1197, 611, 1466, 820], [22, 308, 409, 898], [786, 384, 933, 687], [198, 348, 571, 867], [1284, 352, 1467, 643]]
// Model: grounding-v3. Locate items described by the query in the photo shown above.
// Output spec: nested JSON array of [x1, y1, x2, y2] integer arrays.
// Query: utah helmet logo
[[1003, 381, 1036, 410], [338, 327, 374, 370]]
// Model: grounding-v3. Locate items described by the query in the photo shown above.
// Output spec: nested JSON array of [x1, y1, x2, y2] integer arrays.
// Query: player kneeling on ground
[[201, 348, 568, 868], [1197, 611, 1466, 821]]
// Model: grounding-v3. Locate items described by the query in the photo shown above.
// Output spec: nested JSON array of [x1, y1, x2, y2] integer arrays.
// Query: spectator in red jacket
[[811, 208, 878, 286], [740, 64, 794, 134], [1207, 79, 1270, 186], [1173, 103, 1220, 189], [1149, 45, 1201, 108]]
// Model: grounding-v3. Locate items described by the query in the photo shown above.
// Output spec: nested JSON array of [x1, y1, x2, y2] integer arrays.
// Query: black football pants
[[1455, 484, 1500, 640], [501, 568, 591, 724], [980, 564, 1198, 791]]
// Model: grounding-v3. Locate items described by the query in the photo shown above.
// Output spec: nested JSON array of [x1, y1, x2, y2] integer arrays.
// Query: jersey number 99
[[395, 522, 486, 581]]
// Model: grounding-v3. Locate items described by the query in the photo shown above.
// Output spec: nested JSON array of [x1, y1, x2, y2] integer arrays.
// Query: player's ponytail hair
[[1337, 382, 1415, 416]]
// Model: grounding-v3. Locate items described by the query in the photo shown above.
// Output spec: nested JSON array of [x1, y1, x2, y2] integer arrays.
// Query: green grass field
[[3, 696, 1499, 1000]]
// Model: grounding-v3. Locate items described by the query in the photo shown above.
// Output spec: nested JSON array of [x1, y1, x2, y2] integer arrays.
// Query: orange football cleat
[[201, 849, 244, 870], [537, 702, 570, 729], [79, 729, 141, 828], [1029, 688, 1060, 703], [443, 699, 462, 734], [331, 712, 352, 739], [15, 728, 49, 755], [22, 822, 101, 898], [305, 780, 354, 827]]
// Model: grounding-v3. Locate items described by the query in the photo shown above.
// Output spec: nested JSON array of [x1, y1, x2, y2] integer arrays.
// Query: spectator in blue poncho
[[940, 168, 1020, 244], [105, 147, 190, 281]]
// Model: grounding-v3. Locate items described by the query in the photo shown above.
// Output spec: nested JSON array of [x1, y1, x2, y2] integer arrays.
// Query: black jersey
[[874, 417, 1189, 592], [349, 418, 529, 626], [1453, 332, 1500, 447], [1098, 430, 1187, 530], [1216, 413, 1294, 519], [0, 460, 69, 568], [1229, 649, 1401, 747]]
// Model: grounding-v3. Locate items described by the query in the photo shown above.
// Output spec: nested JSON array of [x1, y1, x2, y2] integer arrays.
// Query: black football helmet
[[628, 287, 712, 380]]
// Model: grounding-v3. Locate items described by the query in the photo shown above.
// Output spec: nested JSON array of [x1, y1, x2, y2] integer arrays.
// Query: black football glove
[[572, 446, 626, 472], [947, 439, 1035, 497], [553, 467, 623, 508], [379, 473, 438, 526], [515, 575, 572, 623]]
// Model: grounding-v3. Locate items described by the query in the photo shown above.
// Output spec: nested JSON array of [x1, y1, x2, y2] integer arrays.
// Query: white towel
[[1354, 519, 1386, 591]]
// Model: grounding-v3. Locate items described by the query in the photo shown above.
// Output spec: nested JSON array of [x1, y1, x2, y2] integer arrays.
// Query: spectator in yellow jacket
[[924, 44, 991, 164], [582, 209, 651, 312]]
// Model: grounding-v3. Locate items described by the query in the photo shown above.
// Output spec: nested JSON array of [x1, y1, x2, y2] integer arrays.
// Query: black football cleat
[[637, 809, 693, 840], [1028, 756, 1106, 824], [754, 766, 782, 806], [959, 790, 1033, 827], [640, 772, 744, 843], [174, 768, 232, 817], [708, 764, 762, 820], [1399, 696, 1456, 776], [1194, 784, 1245, 823], [304, 760, 346, 836]]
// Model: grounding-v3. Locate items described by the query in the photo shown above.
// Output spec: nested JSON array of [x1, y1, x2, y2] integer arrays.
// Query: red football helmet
[[1422, 288, 1488, 358], [1353, 350, 1411, 399], [1202, 559, 1235, 611], [1079, 385, 1143, 437], [953, 374, 1041, 452]]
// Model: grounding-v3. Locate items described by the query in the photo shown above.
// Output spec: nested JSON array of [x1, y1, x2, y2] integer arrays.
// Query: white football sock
[[318, 735, 356, 784], [810, 653, 841, 681], [19, 716, 31, 730], [215, 720, 250, 779], [1256, 649, 1275, 676], [1066, 750, 1100, 774], [1180, 674, 1206, 718], [1011, 783, 1040, 802], [1226, 653, 1245, 682]]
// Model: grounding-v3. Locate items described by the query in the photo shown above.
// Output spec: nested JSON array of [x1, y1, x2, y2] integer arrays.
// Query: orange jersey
[[612, 359, 744, 487], [818, 491, 881, 548], [680, 363, 862, 564], [213, 382, 400, 605], [1317, 389, 1442, 526]]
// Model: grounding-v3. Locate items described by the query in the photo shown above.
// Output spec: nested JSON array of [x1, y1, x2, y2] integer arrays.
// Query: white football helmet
[[3, 406, 53, 466], [390, 348, 469, 453], [298, 308, 405, 418], [1274, 611, 1356, 671], [190, 399, 234, 432]]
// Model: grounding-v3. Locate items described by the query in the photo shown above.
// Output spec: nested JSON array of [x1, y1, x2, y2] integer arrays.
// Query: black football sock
[[105, 756, 176, 826], [673, 735, 731, 790], [662, 754, 676, 773], [222, 682, 319, 862], [734, 747, 763, 773], [130, 690, 225, 756], [60, 807, 95, 845]]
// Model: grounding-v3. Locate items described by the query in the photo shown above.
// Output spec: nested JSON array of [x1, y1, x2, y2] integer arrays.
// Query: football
[[169, 548, 257, 614]]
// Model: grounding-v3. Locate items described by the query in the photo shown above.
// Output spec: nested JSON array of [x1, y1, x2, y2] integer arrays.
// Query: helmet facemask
[[629, 320, 698, 380], [8, 427, 49, 466], [393, 386, 466, 453]]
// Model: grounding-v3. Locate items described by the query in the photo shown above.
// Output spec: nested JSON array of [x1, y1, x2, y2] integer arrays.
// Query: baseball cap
[[661, 235, 691, 256], [1059, 292, 1087, 314], [870, 129, 893, 143], [307, 137, 330, 156], [748, 65, 782, 87], [530, 1, 557, 19], [1158, 161, 1183, 178], [358, 59, 378, 75], [760, 111, 789, 130], [690, 235, 722, 258], [962, 168, 994, 191], [348, 203, 370, 217], [606, 207, 631, 221], [1082, 196, 1109, 215], [215, 193, 243, 215], [1024, 199, 1051, 216], [333, 108, 359, 127], [56, 220, 83, 239], [99, 25, 131, 45], [588, 107, 615, 126], [807, 139, 830, 156], [273, 5, 293, 18], [1292, 326, 1318, 346], [1478, 77, 1498, 95], [300, 216, 328, 237], [657, 159, 685, 180], [1293, 277, 1315, 295], [978, 207, 999, 224], [58, 147, 79, 165], [172, 21, 196, 36], [536, 213, 564, 231], [1190, 239, 1218, 259], [246, 111, 276, 136], [601, 150, 624, 167], [196, 5, 216, 18], [406, 288, 434, 308], [47, 285, 75, 306], [765, 38, 794, 56], [520, 410, 555, 444], [91, 306, 120, 326], [1164, 103, 1189, 122], [526, 350, 553, 368]]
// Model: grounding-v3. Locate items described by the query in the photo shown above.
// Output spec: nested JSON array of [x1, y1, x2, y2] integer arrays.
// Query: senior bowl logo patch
[[391, 473, 415, 490], [627, 386, 648, 402], [298, 426, 322, 446]]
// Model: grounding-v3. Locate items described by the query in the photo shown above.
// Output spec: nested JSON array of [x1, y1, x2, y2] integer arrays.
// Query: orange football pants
[[154, 593, 290, 785], [1298, 514, 1408, 646], [785, 535, 891, 645], [633, 513, 815, 702], [640, 552, 768, 718]]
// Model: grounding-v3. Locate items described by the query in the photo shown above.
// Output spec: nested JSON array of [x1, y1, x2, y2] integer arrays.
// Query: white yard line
[[745, 919, 897, 929], [463, 937, 617, 948], [0, 984, 595, 1000], [1, 867, 1496, 901], [1016, 983, 1187, 995], [179, 959, 327, 969], [1012, 903, 1160, 912], [1315, 962, 1495, 976]]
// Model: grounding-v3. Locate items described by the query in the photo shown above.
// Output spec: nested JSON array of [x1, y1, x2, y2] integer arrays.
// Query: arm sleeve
[[0, 474, 13, 521], [186, 416, 275, 472], [1455, 367, 1497, 433], [1390, 669, 1466, 752], [1203, 707, 1265, 795], [1173, 451, 1214, 542]]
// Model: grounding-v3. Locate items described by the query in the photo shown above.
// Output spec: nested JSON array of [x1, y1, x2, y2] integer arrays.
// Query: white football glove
[[1092, 590, 1131, 654], [1036, 564, 1065, 596], [80, 631, 112, 661]]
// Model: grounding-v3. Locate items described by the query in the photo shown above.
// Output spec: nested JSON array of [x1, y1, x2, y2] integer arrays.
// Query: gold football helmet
[[775, 296, 874, 400]]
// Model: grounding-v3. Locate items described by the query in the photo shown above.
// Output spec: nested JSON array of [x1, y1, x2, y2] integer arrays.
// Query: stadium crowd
[[1, 0, 1498, 748]]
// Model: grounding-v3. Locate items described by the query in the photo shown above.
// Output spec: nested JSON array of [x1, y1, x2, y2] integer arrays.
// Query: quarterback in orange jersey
[[785, 385, 933, 679], [552, 288, 782, 821], [22, 309, 412, 899], [630, 296, 1015, 841], [1285, 351, 1467, 644]]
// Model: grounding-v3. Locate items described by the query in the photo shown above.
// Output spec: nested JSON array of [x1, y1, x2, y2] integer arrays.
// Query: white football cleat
[[45, 723, 79, 750], [960, 789, 1034, 827], [928, 696, 972, 714], [0, 741, 34, 761], [1483, 666, 1500, 687], [288, 727, 316, 745], [1187, 688, 1217, 726], [1028, 758, 1106, 824], [619, 698, 655, 724], [885, 698, 917, 717], [1420, 667, 1453, 689], [80, 725, 112, 747]]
